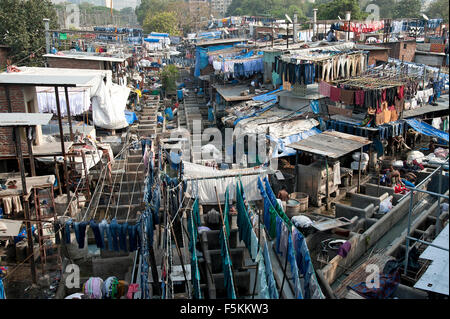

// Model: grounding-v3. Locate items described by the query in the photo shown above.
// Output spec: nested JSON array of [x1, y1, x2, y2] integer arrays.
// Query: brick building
[[370, 40, 417, 62], [44, 53, 126, 71], [356, 44, 390, 66]]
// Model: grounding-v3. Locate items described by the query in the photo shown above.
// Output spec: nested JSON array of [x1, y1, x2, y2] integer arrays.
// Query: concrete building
[[211, 0, 233, 17]]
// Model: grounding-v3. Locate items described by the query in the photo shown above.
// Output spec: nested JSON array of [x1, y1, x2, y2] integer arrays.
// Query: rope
[[125, 159, 144, 223]]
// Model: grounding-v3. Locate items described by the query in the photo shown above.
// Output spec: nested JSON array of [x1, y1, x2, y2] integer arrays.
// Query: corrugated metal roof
[[0, 67, 109, 87], [414, 224, 449, 295], [0, 113, 52, 126], [286, 130, 372, 158]]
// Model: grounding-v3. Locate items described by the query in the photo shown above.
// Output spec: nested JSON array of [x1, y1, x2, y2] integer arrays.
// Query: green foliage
[[143, 11, 180, 35], [425, 0, 449, 22], [136, 0, 172, 26], [0, 0, 58, 68], [159, 64, 179, 93], [316, 0, 368, 20], [392, 0, 422, 19], [226, 0, 310, 20]]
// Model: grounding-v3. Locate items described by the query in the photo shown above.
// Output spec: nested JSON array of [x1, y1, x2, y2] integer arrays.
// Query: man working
[[327, 29, 338, 42], [277, 186, 290, 202], [388, 166, 401, 186]]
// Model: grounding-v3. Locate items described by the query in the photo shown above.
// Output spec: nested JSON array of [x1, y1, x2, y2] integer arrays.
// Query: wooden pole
[[54, 86, 72, 216], [26, 127, 36, 177], [64, 86, 74, 142], [4, 85, 37, 284]]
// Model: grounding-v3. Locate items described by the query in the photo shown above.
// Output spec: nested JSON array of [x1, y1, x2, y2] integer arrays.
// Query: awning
[[405, 118, 449, 142]]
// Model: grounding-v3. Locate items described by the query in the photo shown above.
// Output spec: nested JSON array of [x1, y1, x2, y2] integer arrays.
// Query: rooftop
[[0, 113, 52, 126], [0, 67, 110, 87], [44, 53, 128, 63], [287, 130, 372, 159]]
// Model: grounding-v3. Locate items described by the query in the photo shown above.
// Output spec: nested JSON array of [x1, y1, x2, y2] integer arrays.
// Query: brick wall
[[0, 85, 28, 156], [47, 57, 104, 70], [367, 50, 389, 65], [397, 40, 416, 62], [372, 41, 416, 62]]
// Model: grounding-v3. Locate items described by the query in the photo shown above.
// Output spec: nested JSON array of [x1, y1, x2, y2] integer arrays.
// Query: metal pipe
[[404, 187, 449, 199], [405, 236, 449, 251], [64, 86, 74, 142], [357, 147, 362, 193], [436, 166, 443, 236], [403, 190, 414, 275]]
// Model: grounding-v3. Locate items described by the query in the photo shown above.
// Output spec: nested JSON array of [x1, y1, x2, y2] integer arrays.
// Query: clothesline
[[281, 50, 366, 64]]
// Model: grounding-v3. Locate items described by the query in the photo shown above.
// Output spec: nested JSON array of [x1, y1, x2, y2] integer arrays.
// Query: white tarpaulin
[[183, 162, 269, 204]]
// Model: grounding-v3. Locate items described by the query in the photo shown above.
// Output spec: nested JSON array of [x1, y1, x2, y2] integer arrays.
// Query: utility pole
[[345, 11, 351, 42]]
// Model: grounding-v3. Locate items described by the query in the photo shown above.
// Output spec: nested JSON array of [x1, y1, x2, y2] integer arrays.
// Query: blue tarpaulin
[[234, 102, 276, 126], [405, 119, 449, 142], [150, 32, 169, 37], [267, 127, 322, 158], [252, 86, 283, 103], [124, 111, 138, 124], [144, 38, 160, 43]]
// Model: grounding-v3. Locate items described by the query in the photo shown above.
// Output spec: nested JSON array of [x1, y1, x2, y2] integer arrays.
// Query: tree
[[425, 0, 449, 22], [392, 0, 422, 19], [159, 64, 179, 97], [143, 11, 180, 35], [135, 0, 170, 26], [0, 0, 58, 68], [226, 0, 311, 20], [316, 0, 369, 20]]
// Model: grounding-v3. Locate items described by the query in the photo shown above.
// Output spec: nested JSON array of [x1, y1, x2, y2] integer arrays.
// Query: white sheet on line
[[183, 161, 268, 204]]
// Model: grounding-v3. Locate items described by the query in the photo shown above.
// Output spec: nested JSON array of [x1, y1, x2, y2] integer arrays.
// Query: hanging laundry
[[292, 228, 325, 299], [109, 218, 120, 252], [118, 222, 129, 252], [1, 197, 12, 215], [74, 221, 89, 249], [89, 220, 104, 249], [188, 198, 202, 299]]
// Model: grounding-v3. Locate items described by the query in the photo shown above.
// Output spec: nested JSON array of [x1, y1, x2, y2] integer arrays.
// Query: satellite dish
[[285, 14, 293, 24], [422, 14, 429, 21]]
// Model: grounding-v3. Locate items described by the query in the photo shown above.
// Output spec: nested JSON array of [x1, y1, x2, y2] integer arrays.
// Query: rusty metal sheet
[[287, 130, 372, 159]]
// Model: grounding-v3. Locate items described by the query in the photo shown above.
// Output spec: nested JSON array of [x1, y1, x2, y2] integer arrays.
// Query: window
[[403, 43, 407, 49]]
